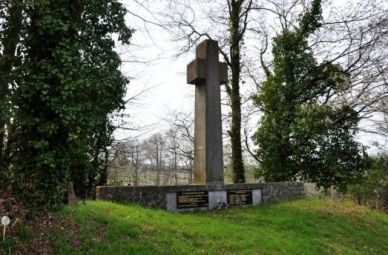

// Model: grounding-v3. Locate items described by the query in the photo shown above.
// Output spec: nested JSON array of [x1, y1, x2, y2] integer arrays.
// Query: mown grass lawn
[[53, 198, 388, 255]]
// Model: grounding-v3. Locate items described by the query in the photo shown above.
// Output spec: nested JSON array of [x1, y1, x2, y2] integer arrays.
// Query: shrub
[[347, 155, 388, 211]]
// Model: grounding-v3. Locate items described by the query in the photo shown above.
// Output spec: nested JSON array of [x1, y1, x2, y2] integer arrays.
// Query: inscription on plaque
[[177, 191, 209, 209], [227, 189, 253, 205]]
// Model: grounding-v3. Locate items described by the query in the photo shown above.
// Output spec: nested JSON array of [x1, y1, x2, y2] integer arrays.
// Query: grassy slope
[[54, 199, 388, 255]]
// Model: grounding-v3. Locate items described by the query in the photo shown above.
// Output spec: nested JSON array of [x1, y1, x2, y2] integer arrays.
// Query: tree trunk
[[133, 166, 138, 186], [228, 0, 245, 183], [0, 3, 22, 172], [67, 182, 78, 205], [98, 167, 108, 186], [97, 145, 110, 187]]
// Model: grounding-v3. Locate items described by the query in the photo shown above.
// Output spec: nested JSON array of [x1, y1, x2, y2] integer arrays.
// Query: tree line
[[109, 127, 194, 186]]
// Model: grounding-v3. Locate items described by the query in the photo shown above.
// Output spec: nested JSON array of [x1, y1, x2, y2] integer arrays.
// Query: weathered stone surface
[[187, 39, 226, 185], [96, 182, 305, 211], [166, 193, 177, 211], [208, 191, 227, 209], [187, 59, 206, 84], [252, 190, 262, 205]]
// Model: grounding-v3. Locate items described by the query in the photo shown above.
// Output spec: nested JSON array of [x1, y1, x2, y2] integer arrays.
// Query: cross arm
[[187, 59, 206, 84], [187, 59, 228, 85]]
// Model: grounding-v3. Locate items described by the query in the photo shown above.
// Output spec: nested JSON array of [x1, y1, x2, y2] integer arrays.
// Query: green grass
[[53, 198, 388, 255]]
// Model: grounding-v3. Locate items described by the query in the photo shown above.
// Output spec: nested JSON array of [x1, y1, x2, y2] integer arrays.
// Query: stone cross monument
[[96, 39, 303, 211], [187, 39, 228, 184]]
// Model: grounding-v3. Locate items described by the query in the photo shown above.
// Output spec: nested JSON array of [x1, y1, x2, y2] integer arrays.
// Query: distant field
[[48, 198, 388, 255]]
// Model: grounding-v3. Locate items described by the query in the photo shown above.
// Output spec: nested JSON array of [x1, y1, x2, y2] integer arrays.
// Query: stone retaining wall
[[96, 182, 305, 210]]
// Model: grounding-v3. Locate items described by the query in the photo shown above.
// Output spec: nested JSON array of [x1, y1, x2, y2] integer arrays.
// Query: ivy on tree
[[9, 0, 132, 210], [0, 2, 23, 176], [253, 0, 367, 191]]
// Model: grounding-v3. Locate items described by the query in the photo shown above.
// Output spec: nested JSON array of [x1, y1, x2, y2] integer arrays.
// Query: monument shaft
[[187, 40, 227, 184]]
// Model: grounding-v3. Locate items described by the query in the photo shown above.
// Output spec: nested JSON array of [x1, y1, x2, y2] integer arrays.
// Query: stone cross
[[187, 39, 228, 184]]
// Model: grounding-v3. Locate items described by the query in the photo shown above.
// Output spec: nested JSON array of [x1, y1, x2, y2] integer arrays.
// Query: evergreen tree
[[9, 0, 132, 210], [253, 0, 367, 191]]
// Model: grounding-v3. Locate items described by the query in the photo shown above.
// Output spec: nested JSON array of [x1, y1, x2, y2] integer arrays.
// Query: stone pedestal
[[96, 182, 305, 212]]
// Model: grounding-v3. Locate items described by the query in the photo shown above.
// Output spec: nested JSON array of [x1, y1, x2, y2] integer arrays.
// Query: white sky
[[115, 0, 388, 154], [115, 1, 194, 140]]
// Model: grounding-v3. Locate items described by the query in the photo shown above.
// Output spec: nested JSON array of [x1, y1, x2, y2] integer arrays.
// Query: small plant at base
[[1, 215, 10, 241]]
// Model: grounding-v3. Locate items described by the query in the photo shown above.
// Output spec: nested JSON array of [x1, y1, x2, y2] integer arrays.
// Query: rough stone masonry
[[187, 39, 228, 184], [96, 182, 305, 210]]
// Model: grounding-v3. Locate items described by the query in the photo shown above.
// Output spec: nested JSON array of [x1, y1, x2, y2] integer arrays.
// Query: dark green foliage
[[0, 2, 23, 177], [70, 118, 114, 199], [6, 0, 132, 210], [253, 0, 366, 191], [348, 155, 388, 211]]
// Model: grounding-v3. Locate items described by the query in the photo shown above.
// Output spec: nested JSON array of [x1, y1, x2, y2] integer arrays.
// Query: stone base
[[96, 182, 305, 212]]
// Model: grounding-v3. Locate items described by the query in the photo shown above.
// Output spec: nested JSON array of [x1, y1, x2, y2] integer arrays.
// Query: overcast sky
[[115, 0, 387, 154], [115, 1, 193, 141]]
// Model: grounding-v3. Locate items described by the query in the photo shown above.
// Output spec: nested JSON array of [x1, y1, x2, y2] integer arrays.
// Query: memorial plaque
[[227, 189, 253, 205], [177, 191, 209, 209]]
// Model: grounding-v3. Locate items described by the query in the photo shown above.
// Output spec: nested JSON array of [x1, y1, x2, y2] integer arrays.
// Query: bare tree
[[143, 133, 167, 185], [125, 139, 144, 186], [164, 111, 194, 158], [158, 0, 257, 183], [164, 110, 195, 182]]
